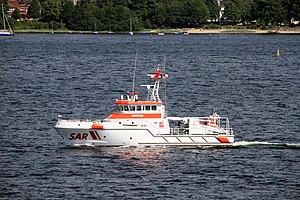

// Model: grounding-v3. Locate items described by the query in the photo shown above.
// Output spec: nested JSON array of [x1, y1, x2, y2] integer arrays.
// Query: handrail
[[169, 127, 233, 136]]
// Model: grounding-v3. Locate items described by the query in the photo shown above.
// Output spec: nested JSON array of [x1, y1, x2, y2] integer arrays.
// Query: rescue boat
[[55, 68, 234, 147]]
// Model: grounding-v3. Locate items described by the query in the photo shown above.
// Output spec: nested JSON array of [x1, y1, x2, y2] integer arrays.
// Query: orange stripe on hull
[[107, 113, 162, 119], [217, 136, 230, 143]]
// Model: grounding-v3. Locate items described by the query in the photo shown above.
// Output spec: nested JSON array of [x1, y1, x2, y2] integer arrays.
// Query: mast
[[129, 18, 133, 35], [132, 51, 138, 93], [130, 18, 132, 32], [162, 56, 168, 112], [2, 4, 5, 31], [141, 68, 168, 102]]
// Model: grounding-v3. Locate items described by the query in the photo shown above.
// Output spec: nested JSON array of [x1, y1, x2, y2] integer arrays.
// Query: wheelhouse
[[116, 100, 163, 113]]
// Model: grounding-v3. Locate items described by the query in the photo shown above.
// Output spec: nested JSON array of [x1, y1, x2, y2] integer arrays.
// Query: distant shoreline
[[186, 28, 300, 35], [14, 28, 300, 35]]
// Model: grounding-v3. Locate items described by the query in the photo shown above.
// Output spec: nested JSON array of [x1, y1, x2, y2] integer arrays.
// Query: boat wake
[[59, 140, 300, 151], [233, 141, 300, 148]]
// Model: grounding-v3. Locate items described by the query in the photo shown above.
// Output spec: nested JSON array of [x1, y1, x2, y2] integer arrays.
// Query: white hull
[[55, 120, 234, 147], [0, 31, 14, 36]]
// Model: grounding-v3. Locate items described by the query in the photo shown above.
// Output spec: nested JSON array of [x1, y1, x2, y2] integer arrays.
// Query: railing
[[59, 119, 96, 123], [167, 116, 233, 136], [169, 127, 233, 136]]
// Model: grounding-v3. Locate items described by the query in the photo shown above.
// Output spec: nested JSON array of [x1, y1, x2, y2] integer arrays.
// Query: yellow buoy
[[276, 49, 280, 57]]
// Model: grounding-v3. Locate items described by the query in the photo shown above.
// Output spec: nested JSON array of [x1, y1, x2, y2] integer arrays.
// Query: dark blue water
[[1, 34, 299, 199]]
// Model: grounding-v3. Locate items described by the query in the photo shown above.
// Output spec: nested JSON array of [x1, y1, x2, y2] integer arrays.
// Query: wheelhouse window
[[118, 106, 124, 111], [121, 104, 160, 112], [124, 106, 129, 111], [130, 106, 136, 111], [151, 106, 157, 111]]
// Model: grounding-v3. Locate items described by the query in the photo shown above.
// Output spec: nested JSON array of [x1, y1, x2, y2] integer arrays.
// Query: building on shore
[[7, 0, 31, 20]]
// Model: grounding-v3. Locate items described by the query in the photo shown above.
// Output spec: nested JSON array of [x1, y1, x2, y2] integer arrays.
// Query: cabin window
[[124, 106, 129, 111], [118, 106, 124, 111], [137, 106, 142, 111], [145, 106, 151, 111], [130, 106, 136, 111], [151, 106, 157, 111]]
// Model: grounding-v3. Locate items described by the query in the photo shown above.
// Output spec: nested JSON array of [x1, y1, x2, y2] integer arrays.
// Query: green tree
[[61, 0, 75, 29], [294, 0, 300, 21], [129, 0, 156, 25], [73, 0, 98, 31], [184, 0, 209, 25], [223, 0, 245, 24], [0, 0, 8, 28], [41, 0, 61, 22], [12, 8, 22, 20], [223, 0, 254, 24], [164, 1, 185, 28], [271, 0, 287, 25], [27, 0, 41, 20], [254, 0, 287, 26], [206, 0, 220, 22], [285, 0, 300, 25], [149, 3, 166, 28], [113, 5, 132, 31], [0, 0, 8, 9]]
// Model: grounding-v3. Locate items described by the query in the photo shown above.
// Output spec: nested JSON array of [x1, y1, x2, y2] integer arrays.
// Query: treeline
[[223, 0, 300, 26], [25, 0, 220, 31], [2, 0, 300, 31]]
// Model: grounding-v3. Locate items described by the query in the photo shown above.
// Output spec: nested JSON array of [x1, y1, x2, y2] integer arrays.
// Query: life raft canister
[[208, 121, 217, 127]]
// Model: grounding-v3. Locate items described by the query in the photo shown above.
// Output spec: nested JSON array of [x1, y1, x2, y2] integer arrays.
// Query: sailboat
[[129, 18, 133, 35], [0, 4, 14, 36], [93, 19, 98, 35]]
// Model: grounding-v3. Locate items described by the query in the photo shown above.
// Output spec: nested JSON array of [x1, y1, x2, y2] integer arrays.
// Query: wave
[[233, 141, 300, 148], [59, 141, 300, 151]]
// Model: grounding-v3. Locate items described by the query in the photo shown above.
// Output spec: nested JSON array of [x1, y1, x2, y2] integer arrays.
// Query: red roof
[[7, 0, 31, 16]]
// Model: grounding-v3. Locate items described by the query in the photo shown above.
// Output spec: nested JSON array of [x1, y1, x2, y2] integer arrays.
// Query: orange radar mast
[[150, 69, 168, 81]]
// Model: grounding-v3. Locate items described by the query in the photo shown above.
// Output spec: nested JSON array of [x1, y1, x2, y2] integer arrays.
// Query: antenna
[[213, 108, 218, 115], [132, 51, 138, 93], [164, 74, 168, 115], [163, 55, 168, 114]]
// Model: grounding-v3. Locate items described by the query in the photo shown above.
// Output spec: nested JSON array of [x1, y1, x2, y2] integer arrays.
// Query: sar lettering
[[69, 133, 88, 140]]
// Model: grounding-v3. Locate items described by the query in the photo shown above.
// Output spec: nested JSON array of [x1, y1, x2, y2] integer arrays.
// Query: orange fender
[[92, 124, 104, 129]]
